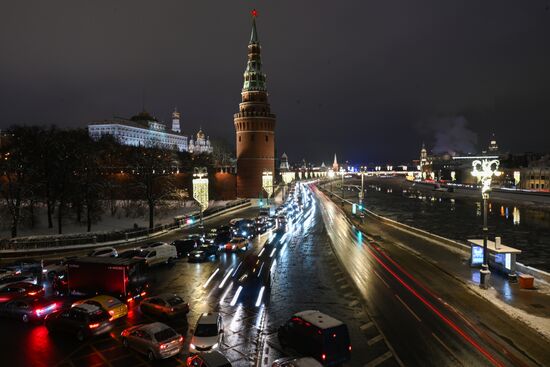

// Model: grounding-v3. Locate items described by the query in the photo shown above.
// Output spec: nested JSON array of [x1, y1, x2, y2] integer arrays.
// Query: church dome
[[197, 129, 206, 140]]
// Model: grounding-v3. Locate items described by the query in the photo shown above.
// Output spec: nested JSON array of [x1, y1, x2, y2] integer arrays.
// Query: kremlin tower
[[234, 10, 276, 198]]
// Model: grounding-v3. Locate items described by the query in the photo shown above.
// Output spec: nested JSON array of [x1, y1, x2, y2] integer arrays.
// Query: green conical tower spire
[[242, 9, 267, 92], [250, 10, 259, 44]]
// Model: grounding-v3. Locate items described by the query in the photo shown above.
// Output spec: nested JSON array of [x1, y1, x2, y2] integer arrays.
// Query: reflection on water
[[365, 184, 550, 271]]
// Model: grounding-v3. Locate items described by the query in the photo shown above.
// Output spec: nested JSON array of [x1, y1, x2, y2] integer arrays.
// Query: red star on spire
[[251, 9, 258, 17]]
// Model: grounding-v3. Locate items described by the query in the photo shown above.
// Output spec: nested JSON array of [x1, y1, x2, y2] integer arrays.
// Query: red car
[[0, 282, 44, 303]]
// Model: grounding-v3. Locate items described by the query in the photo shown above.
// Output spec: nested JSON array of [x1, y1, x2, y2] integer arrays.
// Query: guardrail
[[0, 199, 251, 253]]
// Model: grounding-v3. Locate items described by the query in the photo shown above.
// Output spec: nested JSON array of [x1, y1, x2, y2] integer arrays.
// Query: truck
[[67, 257, 148, 303]]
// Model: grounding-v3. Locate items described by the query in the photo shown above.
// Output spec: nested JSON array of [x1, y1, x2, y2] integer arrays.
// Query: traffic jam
[[0, 184, 352, 367]]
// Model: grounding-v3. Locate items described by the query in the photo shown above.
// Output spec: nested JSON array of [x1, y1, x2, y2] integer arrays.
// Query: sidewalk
[[322, 185, 550, 340]]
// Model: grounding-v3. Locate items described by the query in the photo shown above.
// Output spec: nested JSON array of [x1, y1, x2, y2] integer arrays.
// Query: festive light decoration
[[262, 171, 273, 198], [193, 167, 209, 212], [471, 159, 501, 198]]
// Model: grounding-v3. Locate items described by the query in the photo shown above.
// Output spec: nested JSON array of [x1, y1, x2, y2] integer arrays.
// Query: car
[[187, 351, 232, 367], [231, 219, 255, 239], [0, 268, 17, 280], [0, 282, 44, 303], [0, 274, 37, 288], [88, 247, 118, 258], [189, 312, 224, 353], [272, 357, 323, 367], [203, 233, 217, 245], [135, 243, 177, 266], [224, 237, 249, 252], [0, 297, 59, 323], [121, 322, 184, 361], [140, 294, 190, 319], [170, 239, 199, 258], [214, 231, 232, 247], [45, 303, 113, 341], [3, 259, 43, 276], [73, 295, 128, 321], [42, 257, 75, 279], [277, 310, 351, 366], [118, 249, 143, 259], [189, 245, 219, 262]]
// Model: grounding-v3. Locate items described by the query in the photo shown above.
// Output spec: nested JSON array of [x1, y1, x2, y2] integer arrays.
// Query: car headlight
[[212, 343, 219, 349], [190, 343, 196, 350]]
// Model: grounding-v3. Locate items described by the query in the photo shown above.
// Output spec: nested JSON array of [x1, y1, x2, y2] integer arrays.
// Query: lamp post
[[358, 166, 367, 206], [192, 167, 209, 227], [471, 159, 501, 289]]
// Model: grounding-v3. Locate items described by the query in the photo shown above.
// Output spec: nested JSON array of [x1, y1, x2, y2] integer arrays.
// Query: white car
[[189, 312, 224, 353], [88, 247, 118, 258], [136, 243, 177, 266]]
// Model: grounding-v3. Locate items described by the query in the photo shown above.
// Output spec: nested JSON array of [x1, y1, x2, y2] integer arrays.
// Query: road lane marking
[[432, 332, 463, 366], [360, 321, 374, 330], [203, 267, 220, 288], [365, 351, 393, 367], [219, 267, 234, 288], [395, 294, 422, 322], [367, 334, 384, 346], [373, 269, 390, 288]]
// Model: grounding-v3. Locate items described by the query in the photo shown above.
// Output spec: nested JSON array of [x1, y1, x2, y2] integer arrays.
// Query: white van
[[135, 242, 177, 266]]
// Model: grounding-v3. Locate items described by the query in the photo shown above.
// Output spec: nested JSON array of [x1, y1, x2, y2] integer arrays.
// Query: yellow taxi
[[73, 295, 128, 321]]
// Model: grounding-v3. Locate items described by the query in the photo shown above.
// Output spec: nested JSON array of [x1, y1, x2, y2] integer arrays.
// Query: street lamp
[[192, 167, 209, 226], [358, 166, 367, 207], [471, 159, 501, 289]]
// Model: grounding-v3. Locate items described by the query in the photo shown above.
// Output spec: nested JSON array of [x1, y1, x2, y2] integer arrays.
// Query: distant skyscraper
[[172, 108, 181, 133], [234, 10, 276, 198]]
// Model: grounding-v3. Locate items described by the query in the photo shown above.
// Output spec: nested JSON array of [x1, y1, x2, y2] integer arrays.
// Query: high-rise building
[[234, 10, 276, 198]]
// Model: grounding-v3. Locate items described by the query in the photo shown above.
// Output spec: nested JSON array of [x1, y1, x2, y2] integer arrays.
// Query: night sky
[[1, 1, 549, 164]]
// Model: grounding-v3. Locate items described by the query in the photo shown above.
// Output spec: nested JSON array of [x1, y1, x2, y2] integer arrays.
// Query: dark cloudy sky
[[1, 1, 549, 164]]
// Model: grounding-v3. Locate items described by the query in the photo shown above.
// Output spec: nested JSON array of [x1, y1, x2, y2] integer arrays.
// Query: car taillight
[[89, 323, 100, 329], [127, 298, 133, 303], [160, 343, 167, 350], [28, 291, 38, 296], [348, 345, 352, 352], [322, 353, 326, 361], [140, 291, 147, 297], [178, 336, 183, 342]]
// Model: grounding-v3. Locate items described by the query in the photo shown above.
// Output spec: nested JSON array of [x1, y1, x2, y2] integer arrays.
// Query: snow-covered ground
[[0, 200, 230, 240]]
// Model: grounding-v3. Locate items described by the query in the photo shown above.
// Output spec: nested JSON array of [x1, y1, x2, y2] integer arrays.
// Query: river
[[355, 179, 550, 272]]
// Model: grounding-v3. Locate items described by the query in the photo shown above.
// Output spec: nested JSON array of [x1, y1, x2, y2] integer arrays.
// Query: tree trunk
[[47, 199, 53, 228], [148, 200, 154, 229], [29, 199, 35, 228], [57, 201, 63, 234], [86, 201, 92, 232]]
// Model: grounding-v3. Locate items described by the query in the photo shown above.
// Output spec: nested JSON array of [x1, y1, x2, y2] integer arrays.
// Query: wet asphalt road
[[317, 182, 550, 367], [0, 191, 393, 367], [3, 183, 547, 367]]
